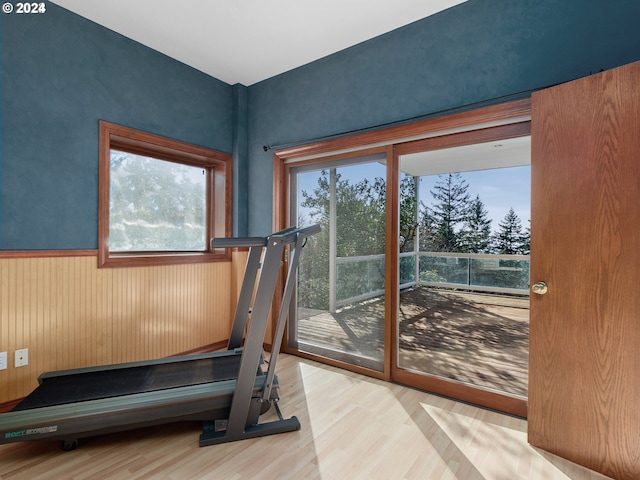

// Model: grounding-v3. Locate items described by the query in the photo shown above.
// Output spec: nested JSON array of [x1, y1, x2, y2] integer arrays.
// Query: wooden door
[[529, 61, 640, 479]]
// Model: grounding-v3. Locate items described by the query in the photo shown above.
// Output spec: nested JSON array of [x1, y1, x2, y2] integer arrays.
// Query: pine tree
[[460, 195, 492, 253], [492, 207, 528, 254], [521, 220, 531, 255], [399, 175, 419, 253], [418, 201, 438, 251], [421, 173, 471, 252]]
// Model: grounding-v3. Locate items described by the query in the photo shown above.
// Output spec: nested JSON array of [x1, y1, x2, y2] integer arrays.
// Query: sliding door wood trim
[[395, 121, 531, 156], [275, 98, 531, 161], [393, 369, 528, 418]]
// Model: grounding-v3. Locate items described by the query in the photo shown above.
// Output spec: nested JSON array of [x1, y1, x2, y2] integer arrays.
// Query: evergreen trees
[[491, 207, 529, 254], [399, 175, 419, 253], [298, 169, 530, 308], [460, 195, 492, 253], [418, 173, 529, 254], [300, 169, 530, 260], [424, 173, 471, 252]]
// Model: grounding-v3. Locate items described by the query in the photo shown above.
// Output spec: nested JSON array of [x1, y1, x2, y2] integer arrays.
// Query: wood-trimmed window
[[98, 121, 232, 268]]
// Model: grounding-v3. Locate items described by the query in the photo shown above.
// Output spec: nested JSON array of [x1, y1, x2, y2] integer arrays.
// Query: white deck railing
[[333, 251, 530, 310]]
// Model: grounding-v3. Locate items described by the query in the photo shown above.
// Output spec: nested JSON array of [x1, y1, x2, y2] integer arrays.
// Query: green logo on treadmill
[[4, 425, 57, 438]]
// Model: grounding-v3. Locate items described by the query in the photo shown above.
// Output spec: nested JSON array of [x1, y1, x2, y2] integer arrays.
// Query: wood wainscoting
[[0, 250, 247, 404]]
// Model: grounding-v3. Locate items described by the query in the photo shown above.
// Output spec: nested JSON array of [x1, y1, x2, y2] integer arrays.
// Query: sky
[[295, 163, 531, 234], [417, 165, 531, 232]]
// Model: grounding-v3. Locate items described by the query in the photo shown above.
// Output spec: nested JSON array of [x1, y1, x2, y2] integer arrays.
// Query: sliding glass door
[[276, 99, 532, 416], [394, 131, 531, 416], [288, 153, 387, 372]]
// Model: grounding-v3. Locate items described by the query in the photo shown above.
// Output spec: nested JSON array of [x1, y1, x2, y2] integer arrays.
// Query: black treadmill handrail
[[210, 224, 320, 249], [211, 237, 266, 248], [273, 224, 321, 244]]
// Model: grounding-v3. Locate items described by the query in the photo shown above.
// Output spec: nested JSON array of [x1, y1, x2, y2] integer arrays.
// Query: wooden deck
[[297, 286, 529, 397]]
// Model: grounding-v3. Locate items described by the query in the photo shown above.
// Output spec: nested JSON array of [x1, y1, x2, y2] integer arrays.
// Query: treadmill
[[0, 224, 320, 450]]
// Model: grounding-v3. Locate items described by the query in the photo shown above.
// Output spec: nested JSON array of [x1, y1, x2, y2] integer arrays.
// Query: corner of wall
[[232, 84, 250, 237]]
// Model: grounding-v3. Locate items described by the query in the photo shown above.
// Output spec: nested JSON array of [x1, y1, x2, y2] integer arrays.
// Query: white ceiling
[[400, 136, 531, 177], [50, 0, 466, 86]]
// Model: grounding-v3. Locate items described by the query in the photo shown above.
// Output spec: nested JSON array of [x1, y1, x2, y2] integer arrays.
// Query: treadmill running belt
[[12, 355, 243, 412]]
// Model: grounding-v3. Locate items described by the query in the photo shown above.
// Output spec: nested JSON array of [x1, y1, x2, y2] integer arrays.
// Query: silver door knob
[[532, 282, 548, 295]]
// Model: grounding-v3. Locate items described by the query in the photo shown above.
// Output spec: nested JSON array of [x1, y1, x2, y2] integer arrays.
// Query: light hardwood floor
[[0, 354, 609, 480]]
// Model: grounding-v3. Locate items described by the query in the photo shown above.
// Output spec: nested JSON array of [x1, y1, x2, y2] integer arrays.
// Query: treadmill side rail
[[0, 380, 238, 445]]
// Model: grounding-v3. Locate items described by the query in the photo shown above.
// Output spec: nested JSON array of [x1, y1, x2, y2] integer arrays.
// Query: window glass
[[290, 153, 387, 372], [109, 150, 207, 252]]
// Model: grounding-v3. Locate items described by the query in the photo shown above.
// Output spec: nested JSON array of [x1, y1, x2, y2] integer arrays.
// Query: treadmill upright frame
[[199, 224, 319, 445]]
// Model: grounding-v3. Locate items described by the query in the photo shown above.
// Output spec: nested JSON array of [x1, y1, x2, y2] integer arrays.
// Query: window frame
[[98, 121, 232, 268]]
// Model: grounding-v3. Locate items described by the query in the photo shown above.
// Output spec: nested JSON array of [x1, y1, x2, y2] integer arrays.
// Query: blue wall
[[247, 0, 640, 235], [2, 0, 640, 245], [1, 2, 233, 249]]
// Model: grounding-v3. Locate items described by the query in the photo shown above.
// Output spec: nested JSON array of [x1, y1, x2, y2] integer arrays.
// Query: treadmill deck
[[13, 355, 243, 411]]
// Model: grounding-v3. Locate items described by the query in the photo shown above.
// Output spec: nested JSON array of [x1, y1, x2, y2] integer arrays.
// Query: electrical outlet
[[0, 352, 7, 370], [15, 348, 28, 368]]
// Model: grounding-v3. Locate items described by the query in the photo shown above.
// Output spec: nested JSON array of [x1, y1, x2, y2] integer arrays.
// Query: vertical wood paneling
[[16, 259, 25, 398], [1, 260, 8, 396], [0, 251, 245, 403]]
